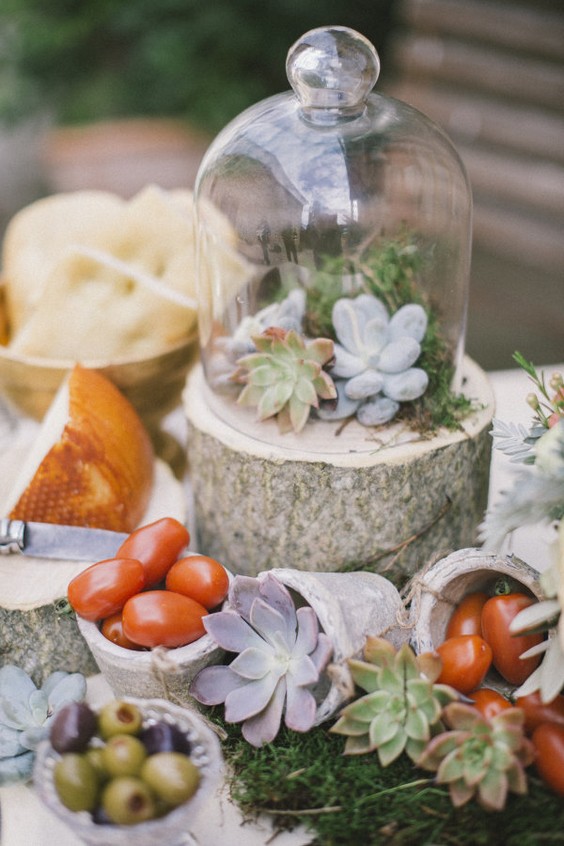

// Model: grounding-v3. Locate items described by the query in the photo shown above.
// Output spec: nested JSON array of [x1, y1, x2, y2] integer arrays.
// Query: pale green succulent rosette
[[233, 329, 337, 433], [330, 637, 457, 766]]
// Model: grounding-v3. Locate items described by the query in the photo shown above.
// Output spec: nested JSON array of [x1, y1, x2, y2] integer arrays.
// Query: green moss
[[213, 714, 564, 845]]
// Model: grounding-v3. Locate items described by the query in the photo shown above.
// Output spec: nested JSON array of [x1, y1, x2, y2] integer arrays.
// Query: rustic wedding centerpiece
[[184, 25, 494, 580]]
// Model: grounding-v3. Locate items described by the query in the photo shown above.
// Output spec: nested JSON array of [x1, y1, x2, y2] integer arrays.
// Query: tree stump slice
[[0, 453, 186, 686], [184, 356, 494, 584]]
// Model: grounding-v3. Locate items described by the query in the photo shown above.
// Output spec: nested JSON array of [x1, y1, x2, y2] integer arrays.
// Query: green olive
[[54, 753, 100, 812], [101, 776, 157, 825], [98, 701, 142, 740], [85, 747, 110, 782], [141, 752, 200, 807], [102, 734, 147, 777]]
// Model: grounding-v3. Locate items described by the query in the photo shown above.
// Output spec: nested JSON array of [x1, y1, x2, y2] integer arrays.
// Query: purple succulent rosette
[[190, 573, 333, 747]]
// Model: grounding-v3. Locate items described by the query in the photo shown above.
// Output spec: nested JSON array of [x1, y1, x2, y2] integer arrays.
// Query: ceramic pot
[[77, 615, 225, 710]]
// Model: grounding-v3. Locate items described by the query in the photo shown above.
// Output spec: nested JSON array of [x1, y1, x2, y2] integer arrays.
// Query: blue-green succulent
[[0, 665, 86, 785], [317, 293, 429, 426]]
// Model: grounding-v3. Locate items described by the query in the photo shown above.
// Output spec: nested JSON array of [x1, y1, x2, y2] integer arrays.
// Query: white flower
[[510, 522, 564, 702], [535, 419, 564, 478]]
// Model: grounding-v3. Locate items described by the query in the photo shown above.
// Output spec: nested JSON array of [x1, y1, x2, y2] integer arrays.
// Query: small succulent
[[417, 702, 535, 811], [330, 637, 457, 766], [190, 573, 333, 747], [317, 294, 429, 426], [232, 327, 337, 433], [0, 665, 86, 785], [231, 288, 307, 356]]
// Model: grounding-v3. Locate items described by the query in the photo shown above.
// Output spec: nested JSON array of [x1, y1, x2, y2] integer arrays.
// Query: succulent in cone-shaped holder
[[330, 637, 457, 766], [0, 665, 86, 785], [189, 573, 333, 747], [417, 702, 535, 811], [317, 294, 429, 426], [232, 327, 337, 433]]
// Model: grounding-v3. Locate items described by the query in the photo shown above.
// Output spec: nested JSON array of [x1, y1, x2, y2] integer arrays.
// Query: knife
[[0, 518, 129, 561]]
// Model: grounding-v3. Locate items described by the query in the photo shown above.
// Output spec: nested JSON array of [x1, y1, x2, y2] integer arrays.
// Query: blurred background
[[0, 0, 562, 372]]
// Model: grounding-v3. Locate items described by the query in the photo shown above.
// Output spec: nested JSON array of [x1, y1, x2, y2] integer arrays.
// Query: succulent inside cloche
[[194, 26, 473, 441]]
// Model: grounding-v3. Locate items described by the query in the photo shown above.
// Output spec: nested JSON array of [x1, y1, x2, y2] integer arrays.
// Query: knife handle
[[0, 519, 25, 554]]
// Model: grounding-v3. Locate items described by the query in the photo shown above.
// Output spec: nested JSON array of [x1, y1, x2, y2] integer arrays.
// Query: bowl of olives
[[33, 698, 222, 846]]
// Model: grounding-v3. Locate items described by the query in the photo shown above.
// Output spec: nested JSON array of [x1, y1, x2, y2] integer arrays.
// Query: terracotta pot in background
[[40, 117, 212, 196]]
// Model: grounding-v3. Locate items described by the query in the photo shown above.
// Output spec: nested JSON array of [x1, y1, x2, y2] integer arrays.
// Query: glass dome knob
[[286, 26, 380, 121]]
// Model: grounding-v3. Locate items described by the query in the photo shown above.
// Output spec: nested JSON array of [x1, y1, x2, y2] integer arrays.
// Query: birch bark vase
[[0, 454, 186, 686], [408, 547, 544, 655], [184, 356, 494, 583], [258, 568, 407, 724]]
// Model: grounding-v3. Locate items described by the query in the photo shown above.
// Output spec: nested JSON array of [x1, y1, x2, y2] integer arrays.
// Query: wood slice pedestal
[[184, 356, 495, 583], [0, 432, 186, 686]]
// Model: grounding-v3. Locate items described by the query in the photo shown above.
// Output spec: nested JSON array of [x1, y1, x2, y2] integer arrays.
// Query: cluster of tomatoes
[[67, 518, 229, 650], [435, 583, 564, 798]]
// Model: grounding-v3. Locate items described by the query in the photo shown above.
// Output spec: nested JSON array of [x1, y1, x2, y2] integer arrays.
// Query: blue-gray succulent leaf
[[383, 368, 429, 401], [332, 299, 365, 357], [356, 396, 400, 426], [344, 369, 384, 400], [0, 750, 34, 785], [354, 294, 389, 324], [378, 337, 421, 374], [0, 723, 26, 759], [241, 677, 287, 747], [316, 380, 360, 420], [43, 672, 86, 714], [190, 665, 247, 706], [0, 666, 38, 730], [27, 690, 49, 727], [362, 316, 389, 357], [388, 303, 428, 342], [331, 344, 365, 379], [20, 724, 49, 751], [203, 609, 268, 652], [276, 288, 306, 324], [40, 671, 70, 697]]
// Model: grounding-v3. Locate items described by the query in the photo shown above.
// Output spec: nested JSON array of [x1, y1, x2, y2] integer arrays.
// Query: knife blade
[[0, 518, 129, 561]]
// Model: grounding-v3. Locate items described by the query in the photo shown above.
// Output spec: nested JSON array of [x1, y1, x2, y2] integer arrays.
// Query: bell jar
[[194, 26, 472, 444]]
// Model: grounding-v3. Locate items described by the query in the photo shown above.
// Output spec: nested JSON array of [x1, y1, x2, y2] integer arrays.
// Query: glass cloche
[[194, 26, 472, 446]]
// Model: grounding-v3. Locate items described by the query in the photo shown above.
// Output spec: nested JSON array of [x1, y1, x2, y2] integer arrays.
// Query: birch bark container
[[408, 547, 544, 655], [262, 567, 407, 723]]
